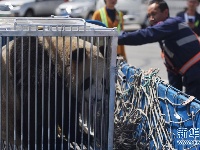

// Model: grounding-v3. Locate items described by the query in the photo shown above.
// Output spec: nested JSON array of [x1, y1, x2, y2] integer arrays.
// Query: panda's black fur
[[7, 36, 96, 149]]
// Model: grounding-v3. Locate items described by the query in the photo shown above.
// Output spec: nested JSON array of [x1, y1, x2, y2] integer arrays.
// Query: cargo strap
[[179, 51, 200, 75], [161, 50, 200, 75], [161, 51, 179, 74], [164, 51, 200, 75], [182, 96, 195, 106]]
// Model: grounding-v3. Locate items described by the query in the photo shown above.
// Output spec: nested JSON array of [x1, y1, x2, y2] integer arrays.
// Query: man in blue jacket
[[174, 0, 200, 92], [118, 0, 200, 100]]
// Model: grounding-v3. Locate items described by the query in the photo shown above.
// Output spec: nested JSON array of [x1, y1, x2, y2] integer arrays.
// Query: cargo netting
[[114, 59, 200, 150]]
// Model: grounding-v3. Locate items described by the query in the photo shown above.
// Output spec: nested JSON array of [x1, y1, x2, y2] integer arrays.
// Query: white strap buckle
[[182, 96, 195, 106]]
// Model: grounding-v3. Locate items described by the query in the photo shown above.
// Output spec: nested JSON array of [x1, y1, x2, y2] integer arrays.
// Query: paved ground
[[125, 44, 168, 81], [123, 24, 168, 81], [124, 24, 141, 31]]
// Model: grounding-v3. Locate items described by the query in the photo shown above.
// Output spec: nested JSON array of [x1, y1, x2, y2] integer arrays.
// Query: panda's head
[[43, 36, 105, 102]]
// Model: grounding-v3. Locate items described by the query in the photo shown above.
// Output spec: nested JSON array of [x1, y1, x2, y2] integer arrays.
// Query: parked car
[[4, 0, 64, 17], [55, 0, 96, 19], [0, 2, 13, 17], [96, 0, 200, 28]]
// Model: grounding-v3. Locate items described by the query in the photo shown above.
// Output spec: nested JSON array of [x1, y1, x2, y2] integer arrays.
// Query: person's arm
[[176, 11, 185, 18], [118, 18, 181, 45], [92, 10, 102, 22]]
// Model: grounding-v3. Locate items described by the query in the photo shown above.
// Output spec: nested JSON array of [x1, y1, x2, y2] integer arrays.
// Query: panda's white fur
[[43, 36, 104, 101], [1, 36, 105, 149]]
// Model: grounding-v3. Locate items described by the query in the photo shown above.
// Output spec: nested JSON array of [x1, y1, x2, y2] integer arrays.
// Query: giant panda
[[1, 36, 105, 149]]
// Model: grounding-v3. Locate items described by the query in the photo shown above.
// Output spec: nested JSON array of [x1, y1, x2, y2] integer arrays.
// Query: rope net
[[114, 59, 200, 150]]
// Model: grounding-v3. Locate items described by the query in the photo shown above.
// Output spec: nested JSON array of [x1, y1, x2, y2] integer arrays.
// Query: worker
[[92, 0, 127, 61], [177, 0, 200, 36], [159, 0, 200, 92], [118, 0, 200, 100], [164, 0, 200, 92]]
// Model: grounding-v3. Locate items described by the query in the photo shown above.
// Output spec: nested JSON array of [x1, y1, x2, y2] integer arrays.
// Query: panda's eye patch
[[83, 77, 94, 91]]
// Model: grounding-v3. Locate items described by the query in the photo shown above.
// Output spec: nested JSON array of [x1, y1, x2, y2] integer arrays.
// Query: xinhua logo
[[177, 128, 200, 146]]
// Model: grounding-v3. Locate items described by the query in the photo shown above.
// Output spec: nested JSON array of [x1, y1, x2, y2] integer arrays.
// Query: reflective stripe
[[178, 22, 188, 30], [99, 7, 122, 33], [176, 34, 197, 46], [117, 11, 122, 32], [164, 52, 176, 68], [179, 52, 200, 74], [163, 44, 174, 58], [100, 8, 108, 27]]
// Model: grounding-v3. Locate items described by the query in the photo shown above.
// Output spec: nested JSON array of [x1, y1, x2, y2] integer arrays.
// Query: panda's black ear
[[72, 48, 85, 62]]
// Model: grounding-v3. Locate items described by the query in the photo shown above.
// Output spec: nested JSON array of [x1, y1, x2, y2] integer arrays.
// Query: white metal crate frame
[[0, 17, 118, 150]]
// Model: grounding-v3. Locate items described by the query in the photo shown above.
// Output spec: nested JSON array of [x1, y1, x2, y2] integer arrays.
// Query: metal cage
[[0, 17, 118, 150]]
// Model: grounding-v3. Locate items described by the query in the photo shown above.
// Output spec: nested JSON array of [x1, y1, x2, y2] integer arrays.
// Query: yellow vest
[[99, 7, 122, 33]]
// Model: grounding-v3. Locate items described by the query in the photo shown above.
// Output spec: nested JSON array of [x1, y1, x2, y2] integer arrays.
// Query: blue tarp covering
[[119, 61, 200, 150]]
